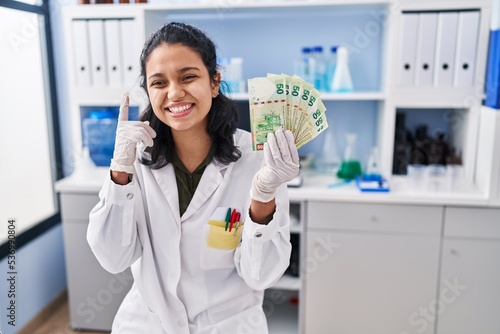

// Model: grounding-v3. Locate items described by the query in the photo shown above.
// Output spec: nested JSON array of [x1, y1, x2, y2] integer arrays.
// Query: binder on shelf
[[485, 0, 500, 109], [434, 12, 459, 87], [104, 20, 123, 87], [398, 13, 419, 86], [454, 11, 480, 87], [71, 20, 92, 86], [485, 29, 500, 109], [415, 13, 438, 87], [120, 19, 137, 86], [88, 19, 107, 86]]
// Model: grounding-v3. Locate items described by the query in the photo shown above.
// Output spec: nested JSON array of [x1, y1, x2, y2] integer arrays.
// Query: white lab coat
[[87, 129, 292, 334]]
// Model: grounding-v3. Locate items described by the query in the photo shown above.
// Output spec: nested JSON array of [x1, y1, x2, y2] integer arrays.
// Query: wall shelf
[[230, 91, 386, 101], [144, 1, 391, 13]]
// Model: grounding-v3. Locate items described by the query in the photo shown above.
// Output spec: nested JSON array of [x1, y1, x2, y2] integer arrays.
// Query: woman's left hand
[[251, 129, 300, 203]]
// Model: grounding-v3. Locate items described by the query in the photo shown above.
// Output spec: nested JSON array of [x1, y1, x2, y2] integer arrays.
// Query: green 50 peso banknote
[[248, 73, 328, 151]]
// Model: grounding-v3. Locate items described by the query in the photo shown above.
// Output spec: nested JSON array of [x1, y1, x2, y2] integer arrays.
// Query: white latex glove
[[251, 129, 300, 203], [110, 93, 156, 174]]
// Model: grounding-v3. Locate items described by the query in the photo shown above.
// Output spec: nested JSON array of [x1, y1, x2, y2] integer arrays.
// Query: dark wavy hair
[[138, 22, 241, 169]]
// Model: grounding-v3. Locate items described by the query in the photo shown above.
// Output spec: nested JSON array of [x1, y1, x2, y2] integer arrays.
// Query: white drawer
[[307, 202, 442, 235], [60, 193, 100, 221], [444, 207, 500, 239]]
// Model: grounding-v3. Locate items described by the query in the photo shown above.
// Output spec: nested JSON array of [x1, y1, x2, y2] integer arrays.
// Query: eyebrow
[[147, 67, 201, 80], [179, 66, 201, 74]]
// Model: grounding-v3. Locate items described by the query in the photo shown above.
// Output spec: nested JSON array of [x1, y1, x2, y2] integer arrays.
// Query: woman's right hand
[[110, 93, 156, 180]]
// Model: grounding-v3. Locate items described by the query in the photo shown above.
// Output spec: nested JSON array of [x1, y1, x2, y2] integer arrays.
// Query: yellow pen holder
[[206, 220, 244, 250]]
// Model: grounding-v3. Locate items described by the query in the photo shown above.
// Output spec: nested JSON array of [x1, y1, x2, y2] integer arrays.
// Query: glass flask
[[314, 125, 340, 173], [331, 46, 353, 92], [337, 133, 362, 180]]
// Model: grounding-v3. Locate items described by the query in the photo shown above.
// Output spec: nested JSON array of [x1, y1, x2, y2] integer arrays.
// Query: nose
[[167, 82, 185, 101]]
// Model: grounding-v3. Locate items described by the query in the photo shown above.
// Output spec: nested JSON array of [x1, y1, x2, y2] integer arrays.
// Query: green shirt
[[172, 153, 212, 217]]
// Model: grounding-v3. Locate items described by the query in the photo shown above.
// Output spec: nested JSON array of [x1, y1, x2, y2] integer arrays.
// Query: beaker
[[337, 133, 362, 180]]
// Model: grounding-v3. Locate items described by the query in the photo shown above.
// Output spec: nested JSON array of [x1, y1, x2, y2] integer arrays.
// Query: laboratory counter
[[56, 166, 497, 207], [288, 170, 499, 207]]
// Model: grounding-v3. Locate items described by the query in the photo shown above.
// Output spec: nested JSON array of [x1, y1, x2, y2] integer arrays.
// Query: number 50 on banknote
[[248, 73, 329, 151]]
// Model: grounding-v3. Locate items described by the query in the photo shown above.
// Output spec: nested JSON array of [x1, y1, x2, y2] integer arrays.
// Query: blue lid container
[[83, 111, 118, 167]]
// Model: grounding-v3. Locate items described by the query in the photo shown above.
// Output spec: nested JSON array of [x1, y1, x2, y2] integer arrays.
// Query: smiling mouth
[[167, 104, 194, 114]]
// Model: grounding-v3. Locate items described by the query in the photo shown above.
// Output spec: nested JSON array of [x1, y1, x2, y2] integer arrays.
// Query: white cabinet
[[60, 0, 493, 193], [62, 6, 146, 156], [62, 2, 393, 172], [437, 207, 500, 334], [304, 201, 442, 334], [265, 200, 303, 334], [475, 106, 500, 203], [57, 189, 133, 331]]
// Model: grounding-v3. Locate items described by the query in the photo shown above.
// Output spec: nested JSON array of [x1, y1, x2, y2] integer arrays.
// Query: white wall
[[0, 225, 67, 334], [0, 2, 76, 333], [51, 0, 78, 177]]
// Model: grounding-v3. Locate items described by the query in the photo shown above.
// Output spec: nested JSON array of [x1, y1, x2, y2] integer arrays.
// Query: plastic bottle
[[410, 124, 432, 165], [331, 46, 353, 92], [293, 48, 306, 79], [428, 131, 449, 165], [218, 57, 244, 94], [294, 47, 315, 84], [314, 125, 340, 174], [337, 133, 362, 180], [313, 46, 326, 91], [392, 113, 413, 175], [325, 46, 338, 92]]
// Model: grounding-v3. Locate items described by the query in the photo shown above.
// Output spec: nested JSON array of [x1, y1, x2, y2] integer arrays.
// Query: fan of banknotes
[[248, 73, 329, 151]]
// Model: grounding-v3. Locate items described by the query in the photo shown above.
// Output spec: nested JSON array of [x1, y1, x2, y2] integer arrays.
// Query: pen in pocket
[[229, 209, 238, 232], [233, 212, 241, 236], [225, 207, 232, 231]]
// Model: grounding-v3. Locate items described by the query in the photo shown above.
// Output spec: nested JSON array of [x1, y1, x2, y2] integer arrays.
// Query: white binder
[[104, 20, 123, 87], [72, 20, 92, 86], [415, 13, 438, 87], [88, 19, 107, 86], [434, 12, 459, 87], [399, 13, 418, 86], [454, 11, 480, 87], [120, 19, 137, 86], [398, 13, 419, 86]]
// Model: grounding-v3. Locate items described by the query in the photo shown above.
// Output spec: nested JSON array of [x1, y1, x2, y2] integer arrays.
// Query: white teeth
[[168, 104, 192, 114]]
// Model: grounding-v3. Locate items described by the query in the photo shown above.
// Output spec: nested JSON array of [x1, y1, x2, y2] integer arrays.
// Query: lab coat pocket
[[201, 207, 244, 270]]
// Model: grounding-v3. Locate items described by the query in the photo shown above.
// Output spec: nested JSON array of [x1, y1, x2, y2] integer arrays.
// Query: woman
[[87, 22, 299, 334]]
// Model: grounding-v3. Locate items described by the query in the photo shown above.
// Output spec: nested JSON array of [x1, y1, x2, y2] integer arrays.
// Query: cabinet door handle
[[370, 215, 379, 223], [450, 248, 458, 255]]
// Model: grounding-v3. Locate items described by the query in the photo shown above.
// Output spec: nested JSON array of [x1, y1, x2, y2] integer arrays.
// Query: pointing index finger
[[119, 93, 129, 121]]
